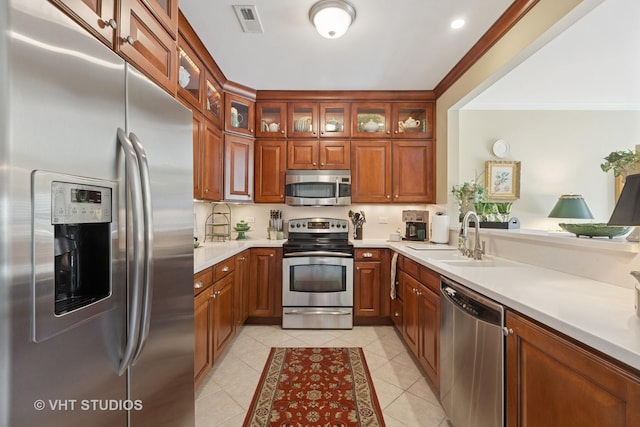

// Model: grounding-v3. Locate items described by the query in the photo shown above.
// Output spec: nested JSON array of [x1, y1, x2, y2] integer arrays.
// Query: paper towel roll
[[431, 214, 450, 243]]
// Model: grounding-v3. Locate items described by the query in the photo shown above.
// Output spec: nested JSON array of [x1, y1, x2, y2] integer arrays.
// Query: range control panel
[[52, 181, 112, 224], [288, 217, 349, 233]]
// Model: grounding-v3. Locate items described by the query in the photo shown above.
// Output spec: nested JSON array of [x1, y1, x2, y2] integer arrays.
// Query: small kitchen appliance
[[282, 218, 354, 329], [403, 210, 429, 241]]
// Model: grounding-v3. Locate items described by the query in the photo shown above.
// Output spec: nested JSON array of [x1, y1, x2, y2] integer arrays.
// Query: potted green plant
[[600, 149, 640, 177], [451, 181, 487, 222]]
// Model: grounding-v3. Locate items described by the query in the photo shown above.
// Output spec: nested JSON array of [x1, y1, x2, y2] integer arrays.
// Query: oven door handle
[[284, 251, 353, 258], [286, 310, 352, 316], [335, 177, 339, 204]]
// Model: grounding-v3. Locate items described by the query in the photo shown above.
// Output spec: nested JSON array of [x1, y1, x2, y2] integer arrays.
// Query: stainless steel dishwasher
[[440, 277, 505, 427]]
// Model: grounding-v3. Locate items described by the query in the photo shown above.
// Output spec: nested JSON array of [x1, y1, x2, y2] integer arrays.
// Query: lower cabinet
[[248, 247, 282, 321], [211, 273, 235, 361], [193, 269, 213, 389], [234, 250, 250, 328], [506, 311, 640, 427], [354, 248, 391, 325], [398, 255, 440, 389]]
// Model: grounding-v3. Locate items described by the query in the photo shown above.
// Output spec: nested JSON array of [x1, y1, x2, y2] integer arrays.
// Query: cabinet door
[[249, 248, 282, 317], [392, 102, 434, 139], [401, 272, 420, 357], [319, 140, 350, 170], [201, 123, 223, 201], [177, 39, 203, 110], [506, 311, 640, 427], [234, 250, 250, 328], [118, 0, 177, 94], [212, 274, 234, 361], [143, 0, 178, 38], [287, 140, 318, 170], [50, 0, 117, 47], [255, 140, 286, 203], [354, 261, 381, 317], [352, 102, 391, 138], [194, 286, 212, 388], [225, 93, 255, 136], [288, 102, 318, 138], [392, 140, 435, 203], [204, 71, 223, 127], [419, 285, 439, 388], [192, 111, 204, 199], [351, 140, 392, 203], [319, 102, 350, 138], [224, 135, 254, 202], [256, 102, 287, 138]]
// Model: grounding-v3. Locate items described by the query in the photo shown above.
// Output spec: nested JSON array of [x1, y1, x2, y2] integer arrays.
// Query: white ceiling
[[179, 0, 514, 91], [463, 0, 640, 110]]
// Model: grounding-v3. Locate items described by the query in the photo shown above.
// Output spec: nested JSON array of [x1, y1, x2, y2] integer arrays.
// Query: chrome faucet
[[459, 211, 486, 260]]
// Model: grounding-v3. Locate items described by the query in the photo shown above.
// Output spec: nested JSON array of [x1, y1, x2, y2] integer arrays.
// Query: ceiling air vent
[[233, 5, 264, 33]]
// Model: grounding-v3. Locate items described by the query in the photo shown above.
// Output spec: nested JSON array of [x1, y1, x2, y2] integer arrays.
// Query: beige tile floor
[[195, 325, 449, 427]]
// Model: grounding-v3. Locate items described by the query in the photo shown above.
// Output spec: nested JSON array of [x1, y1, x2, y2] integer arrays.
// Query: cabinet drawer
[[214, 257, 235, 282], [400, 255, 420, 279], [193, 268, 213, 295], [419, 265, 440, 294], [355, 248, 383, 261]]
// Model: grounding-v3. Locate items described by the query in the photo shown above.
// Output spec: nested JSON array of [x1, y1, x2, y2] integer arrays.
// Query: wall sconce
[[309, 0, 356, 39]]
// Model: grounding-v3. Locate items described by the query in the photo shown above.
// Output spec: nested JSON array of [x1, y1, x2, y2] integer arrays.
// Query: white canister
[[431, 214, 450, 244]]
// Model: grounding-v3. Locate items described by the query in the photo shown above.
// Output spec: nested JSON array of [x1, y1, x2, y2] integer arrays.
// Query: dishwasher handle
[[441, 279, 503, 326]]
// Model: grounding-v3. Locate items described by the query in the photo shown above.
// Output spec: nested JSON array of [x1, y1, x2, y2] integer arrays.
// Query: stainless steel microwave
[[285, 170, 351, 206]]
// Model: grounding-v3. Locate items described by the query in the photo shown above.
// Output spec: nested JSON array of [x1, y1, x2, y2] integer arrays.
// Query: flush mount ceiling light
[[309, 0, 356, 39]]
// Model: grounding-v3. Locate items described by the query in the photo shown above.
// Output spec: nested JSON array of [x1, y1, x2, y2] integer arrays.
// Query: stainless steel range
[[282, 218, 354, 329]]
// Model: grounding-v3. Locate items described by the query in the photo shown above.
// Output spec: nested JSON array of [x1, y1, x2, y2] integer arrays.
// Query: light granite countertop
[[193, 238, 640, 371]]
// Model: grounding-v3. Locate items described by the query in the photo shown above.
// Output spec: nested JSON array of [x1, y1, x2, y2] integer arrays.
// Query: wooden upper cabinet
[[255, 140, 286, 203], [287, 140, 349, 170], [319, 102, 350, 138], [118, 0, 177, 94], [143, 0, 178, 39], [50, 0, 117, 46], [224, 134, 254, 202], [256, 102, 287, 138], [177, 38, 203, 110], [391, 102, 435, 139], [392, 140, 435, 203], [351, 140, 392, 203], [204, 71, 223, 127], [288, 102, 319, 138], [352, 102, 392, 138], [202, 123, 223, 201], [225, 93, 255, 137]]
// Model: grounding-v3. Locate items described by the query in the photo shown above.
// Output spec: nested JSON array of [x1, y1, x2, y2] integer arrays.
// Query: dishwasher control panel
[[441, 283, 502, 325]]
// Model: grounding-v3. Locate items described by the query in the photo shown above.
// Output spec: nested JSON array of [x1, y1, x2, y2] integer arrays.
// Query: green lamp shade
[[608, 173, 640, 226], [548, 194, 594, 219]]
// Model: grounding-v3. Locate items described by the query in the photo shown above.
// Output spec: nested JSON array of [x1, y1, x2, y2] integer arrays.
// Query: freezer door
[[4, 2, 127, 427], [125, 65, 195, 427]]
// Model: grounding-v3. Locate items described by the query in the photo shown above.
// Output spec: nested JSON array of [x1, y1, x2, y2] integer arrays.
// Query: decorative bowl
[[559, 223, 631, 239], [234, 221, 250, 231]]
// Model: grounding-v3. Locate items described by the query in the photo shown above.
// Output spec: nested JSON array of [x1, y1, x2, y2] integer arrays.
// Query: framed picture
[[485, 160, 521, 200]]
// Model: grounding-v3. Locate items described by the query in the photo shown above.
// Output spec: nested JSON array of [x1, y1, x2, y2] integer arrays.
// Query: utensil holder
[[354, 225, 363, 240]]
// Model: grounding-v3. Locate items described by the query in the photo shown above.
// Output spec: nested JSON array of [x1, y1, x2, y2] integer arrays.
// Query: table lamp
[[548, 194, 594, 220], [607, 173, 640, 317]]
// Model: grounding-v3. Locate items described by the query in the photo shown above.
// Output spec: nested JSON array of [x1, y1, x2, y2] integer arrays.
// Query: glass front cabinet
[[351, 103, 391, 137], [204, 71, 222, 127], [392, 102, 434, 139], [319, 103, 350, 138], [256, 102, 286, 138], [177, 43, 203, 110], [225, 93, 255, 137]]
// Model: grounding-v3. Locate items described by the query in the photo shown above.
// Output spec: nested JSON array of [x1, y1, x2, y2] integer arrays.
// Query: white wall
[[457, 109, 640, 229]]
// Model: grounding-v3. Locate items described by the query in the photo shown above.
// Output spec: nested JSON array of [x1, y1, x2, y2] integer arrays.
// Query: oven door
[[282, 255, 353, 307]]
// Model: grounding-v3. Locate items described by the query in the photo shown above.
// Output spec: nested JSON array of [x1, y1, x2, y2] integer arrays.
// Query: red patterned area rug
[[243, 347, 386, 427]]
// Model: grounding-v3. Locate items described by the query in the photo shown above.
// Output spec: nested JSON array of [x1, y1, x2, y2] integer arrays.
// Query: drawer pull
[[194, 281, 204, 289], [363, 252, 373, 258], [221, 265, 230, 272]]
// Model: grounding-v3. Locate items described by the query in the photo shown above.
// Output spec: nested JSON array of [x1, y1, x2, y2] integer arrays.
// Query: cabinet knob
[[502, 327, 514, 336], [386, 130, 391, 134], [250, 129, 254, 133], [222, 265, 230, 272], [204, 189, 208, 193], [102, 18, 117, 29], [320, 162, 325, 167], [395, 194, 399, 198], [394, 312, 400, 317], [123, 35, 135, 46], [394, 130, 399, 134], [313, 162, 317, 166], [270, 253, 274, 257], [194, 281, 204, 289], [386, 195, 390, 199]]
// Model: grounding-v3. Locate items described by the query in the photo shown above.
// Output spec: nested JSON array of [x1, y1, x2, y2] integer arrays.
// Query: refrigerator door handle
[[128, 132, 154, 363], [116, 128, 145, 376]]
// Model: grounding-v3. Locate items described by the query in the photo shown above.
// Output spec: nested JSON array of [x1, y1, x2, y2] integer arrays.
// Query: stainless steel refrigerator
[[0, 1, 195, 426]]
